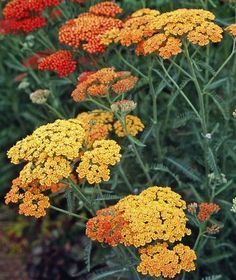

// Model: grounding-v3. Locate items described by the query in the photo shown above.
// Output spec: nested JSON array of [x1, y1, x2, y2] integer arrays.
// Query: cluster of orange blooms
[[197, 202, 220, 222], [58, 1, 123, 53], [38, 50, 77, 77], [225, 24, 236, 37], [77, 109, 144, 139], [1, 0, 60, 33], [5, 117, 122, 217], [86, 186, 197, 278], [71, 68, 138, 102], [101, 8, 224, 59]]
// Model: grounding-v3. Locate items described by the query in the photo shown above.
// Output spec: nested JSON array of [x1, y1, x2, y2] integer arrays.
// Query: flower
[[89, 1, 123, 17], [38, 50, 76, 77], [86, 206, 127, 246], [116, 186, 191, 247], [102, 8, 223, 59], [187, 202, 198, 214], [231, 197, 236, 213], [77, 110, 114, 146], [30, 89, 50, 104], [114, 115, 144, 137], [71, 68, 138, 102], [197, 202, 220, 222], [23, 50, 52, 69], [225, 24, 236, 37], [137, 242, 196, 278], [58, 2, 123, 53], [77, 140, 121, 184], [111, 100, 137, 113], [206, 224, 220, 235]]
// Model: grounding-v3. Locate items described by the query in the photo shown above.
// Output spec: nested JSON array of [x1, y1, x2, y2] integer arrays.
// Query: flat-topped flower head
[[38, 50, 76, 77], [71, 68, 138, 102], [8, 118, 85, 164], [77, 139, 121, 184], [116, 186, 191, 247], [137, 242, 196, 278], [102, 8, 223, 59], [114, 115, 144, 137], [58, 2, 123, 53], [197, 202, 220, 222]]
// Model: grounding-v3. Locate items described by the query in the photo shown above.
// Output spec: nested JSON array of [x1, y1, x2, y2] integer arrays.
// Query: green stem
[[115, 49, 148, 80], [118, 164, 133, 192], [50, 205, 87, 220], [204, 39, 236, 91], [158, 59, 202, 122], [96, 184, 106, 207], [44, 103, 65, 119]]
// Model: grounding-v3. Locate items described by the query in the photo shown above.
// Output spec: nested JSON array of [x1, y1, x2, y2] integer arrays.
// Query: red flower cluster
[[38, 50, 76, 77], [86, 206, 128, 246], [58, 1, 123, 53], [1, 0, 61, 34], [197, 202, 220, 222]]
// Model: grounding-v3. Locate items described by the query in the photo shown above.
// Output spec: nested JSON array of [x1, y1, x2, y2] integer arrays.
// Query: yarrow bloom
[[225, 24, 236, 37], [197, 202, 220, 222], [86, 186, 196, 278], [77, 110, 114, 147], [30, 89, 50, 104], [71, 68, 138, 102], [1, 0, 61, 34], [101, 8, 223, 59], [231, 197, 236, 213], [77, 140, 121, 184], [38, 50, 76, 77], [137, 242, 196, 278], [114, 115, 144, 137], [23, 50, 52, 69], [58, 2, 123, 53]]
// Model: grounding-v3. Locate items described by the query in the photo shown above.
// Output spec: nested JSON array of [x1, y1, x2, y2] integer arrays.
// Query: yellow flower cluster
[[137, 242, 196, 278], [114, 115, 144, 137], [101, 8, 223, 59], [77, 140, 121, 184], [8, 119, 85, 185], [6, 117, 122, 217], [86, 186, 196, 278], [77, 110, 144, 140], [116, 186, 191, 247]]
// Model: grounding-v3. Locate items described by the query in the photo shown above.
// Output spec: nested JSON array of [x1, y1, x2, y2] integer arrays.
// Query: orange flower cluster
[[71, 68, 138, 102], [197, 202, 220, 222], [23, 50, 52, 69], [77, 110, 114, 147], [114, 115, 144, 137], [101, 8, 223, 59], [58, 2, 123, 53], [225, 24, 236, 37], [138, 243, 196, 278], [2, 0, 60, 33], [86, 186, 196, 278], [86, 206, 128, 246], [38, 50, 76, 77]]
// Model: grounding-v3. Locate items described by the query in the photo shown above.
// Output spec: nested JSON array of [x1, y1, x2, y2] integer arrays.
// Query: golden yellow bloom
[[8, 119, 85, 164], [225, 23, 236, 37], [18, 191, 50, 218], [102, 8, 223, 59], [137, 242, 196, 278], [114, 115, 144, 137], [116, 186, 191, 247], [77, 140, 121, 184]]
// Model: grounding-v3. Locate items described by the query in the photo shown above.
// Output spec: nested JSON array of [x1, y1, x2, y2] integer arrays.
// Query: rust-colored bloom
[[58, 2, 123, 53], [71, 68, 138, 102], [197, 202, 220, 222], [38, 50, 76, 77], [23, 50, 52, 69], [86, 206, 127, 246]]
